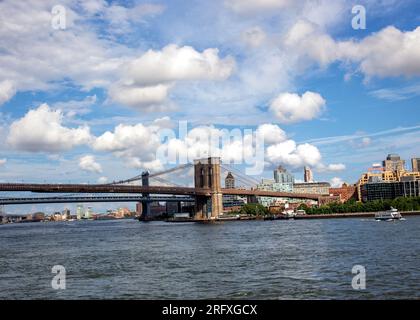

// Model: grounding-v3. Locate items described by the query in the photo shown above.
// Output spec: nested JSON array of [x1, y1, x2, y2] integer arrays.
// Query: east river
[[0, 217, 419, 299]]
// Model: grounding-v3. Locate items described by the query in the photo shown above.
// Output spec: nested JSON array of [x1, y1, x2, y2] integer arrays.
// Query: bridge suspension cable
[[150, 176, 183, 187], [109, 163, 193, 185], [220, 164, 260, 188]]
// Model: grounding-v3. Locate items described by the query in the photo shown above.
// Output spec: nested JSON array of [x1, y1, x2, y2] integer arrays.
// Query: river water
[[0, 217, 419, 299]]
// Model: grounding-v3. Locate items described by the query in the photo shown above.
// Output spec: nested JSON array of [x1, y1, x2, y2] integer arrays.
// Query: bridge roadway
[[0, 196, 195, 205], [0, 183, 320, 200]]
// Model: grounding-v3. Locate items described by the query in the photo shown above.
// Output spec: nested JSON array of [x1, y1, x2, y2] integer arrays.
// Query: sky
[[0, 0, 420, 214]]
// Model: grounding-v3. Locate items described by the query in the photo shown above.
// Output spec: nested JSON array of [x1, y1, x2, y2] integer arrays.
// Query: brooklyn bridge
[[0, 157, 320, 220]]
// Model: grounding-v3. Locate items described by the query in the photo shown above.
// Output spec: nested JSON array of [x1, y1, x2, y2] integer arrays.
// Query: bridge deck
[[0, 196, 195, 205], [0, 183, 320, 201]]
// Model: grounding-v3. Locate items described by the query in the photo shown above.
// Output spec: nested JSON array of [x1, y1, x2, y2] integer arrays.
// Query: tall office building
[[85, 206, 93, 219], [225, 172, 235, 189], [274, 166, 295, 185], [76, 204, 84, 220], [383, 154, 405, 172], [223, 172, 246, 210], [304, 166, 313, 183], [412, 158, 420, 172]]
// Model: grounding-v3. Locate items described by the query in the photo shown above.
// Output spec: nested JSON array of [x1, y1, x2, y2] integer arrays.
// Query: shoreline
[[168, 210, 420, 222], [293, 211, 420, 219]]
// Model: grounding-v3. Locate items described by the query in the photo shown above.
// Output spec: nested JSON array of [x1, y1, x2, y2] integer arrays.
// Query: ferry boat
[[375, 207, 403, 221]]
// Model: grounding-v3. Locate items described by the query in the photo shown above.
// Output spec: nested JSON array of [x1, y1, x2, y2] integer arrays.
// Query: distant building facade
[[383, 154, 405, 172], [274, 166, 295, 186], [329, 184, 357, 203], [361, 180, 420, 202], [256, 177, 294, 207], [412, 158, 420, 172], [223, 172, 246, 211], [293, 182, 330, 195], [225, 172, 235, 189], [357, 154, 420, 201], [76, 204, 84, 220], [304, 166, 313, 183]]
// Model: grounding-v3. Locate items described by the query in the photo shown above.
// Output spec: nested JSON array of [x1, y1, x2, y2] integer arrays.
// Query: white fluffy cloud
[[225, 0, 291, 13], [92, 121, 166, 172], [124, 45, 235, 85], [79, 155, 102, 173], [317, 163, 346, 172], [52, 95, 97, 118], [270, 91, 326, 123], [256, 123, 287, 145], [266, 141, 322, 168], [0, 80, 16, 106], [0, 158, 6, 166], [109, 44, 235, 110], [0, 1, 129, 102], [97, 176, 108, 184], [285, 20, 420, 79], [92, 120, 342, 174], [7, 104, 92, 153], [108, 84, 173, 111]]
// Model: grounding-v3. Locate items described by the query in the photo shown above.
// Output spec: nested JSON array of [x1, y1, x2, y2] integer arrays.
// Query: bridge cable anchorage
[[108, 163, 193, 185]]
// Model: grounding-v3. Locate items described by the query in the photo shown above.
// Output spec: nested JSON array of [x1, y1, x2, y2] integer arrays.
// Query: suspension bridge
[[0, 157, 320, 220]]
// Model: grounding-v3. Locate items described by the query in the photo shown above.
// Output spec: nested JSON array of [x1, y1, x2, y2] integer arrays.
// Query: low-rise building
[[329, 183, 357, 203], [293, 182, 330, 195]]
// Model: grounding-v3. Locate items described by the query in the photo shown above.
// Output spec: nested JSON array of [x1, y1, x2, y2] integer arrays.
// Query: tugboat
[[375, 207, 403, 221]]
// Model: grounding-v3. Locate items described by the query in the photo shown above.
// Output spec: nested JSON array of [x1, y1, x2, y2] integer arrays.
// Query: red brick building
[[329, 184, 357, 203]]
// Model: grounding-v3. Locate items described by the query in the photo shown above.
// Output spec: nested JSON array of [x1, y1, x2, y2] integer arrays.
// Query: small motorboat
[[375, 207, 403, 221]]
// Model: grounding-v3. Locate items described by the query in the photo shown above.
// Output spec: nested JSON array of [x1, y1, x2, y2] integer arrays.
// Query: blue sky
[[0, 0, 420, 213]]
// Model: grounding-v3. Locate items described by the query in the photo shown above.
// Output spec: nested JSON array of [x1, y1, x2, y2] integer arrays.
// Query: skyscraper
[[412, 158, 420, 172], [274, 166, 295, 185], [76, 204, 84, 220], [304, 166, 313, 183], [225, 172, 235, 189], [85, 206, 93, 219], [383, 154, 405, 172]]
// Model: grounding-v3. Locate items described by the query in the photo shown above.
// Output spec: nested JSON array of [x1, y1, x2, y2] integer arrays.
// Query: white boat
[[375, 207, 403, 221]]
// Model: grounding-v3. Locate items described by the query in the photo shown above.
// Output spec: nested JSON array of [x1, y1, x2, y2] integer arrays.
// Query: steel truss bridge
[[0, 195, 195, 205]]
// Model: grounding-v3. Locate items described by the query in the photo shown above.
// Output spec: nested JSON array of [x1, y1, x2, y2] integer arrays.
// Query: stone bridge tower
[[194, 157, 223, 220]]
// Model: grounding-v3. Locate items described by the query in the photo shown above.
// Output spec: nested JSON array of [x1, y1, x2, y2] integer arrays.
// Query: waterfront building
[[329, 183, 357, 203], [383, 154, 405, 172], [304, 166, 313, 183], [223, 172, 246, 211], [356, 155, 420, 201], [293, 182, 330, 195], [361, 180, 420, 202], [32, 212, 45, 221], [52, 212, 64, 221], [274, 166, 295, 186], [136, 202, 142, 216], [113, 207, 132, 219], [62, 208, 70, 220], [412, 158, 420, 172], [256, 178, 294, 207], [84, 206, 93, 219], [76, 204, 84, 220]]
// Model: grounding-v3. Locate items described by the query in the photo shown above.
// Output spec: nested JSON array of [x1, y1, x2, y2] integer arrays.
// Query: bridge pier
[[139, 171, 151, 221], [194, 157, 223, 220]]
